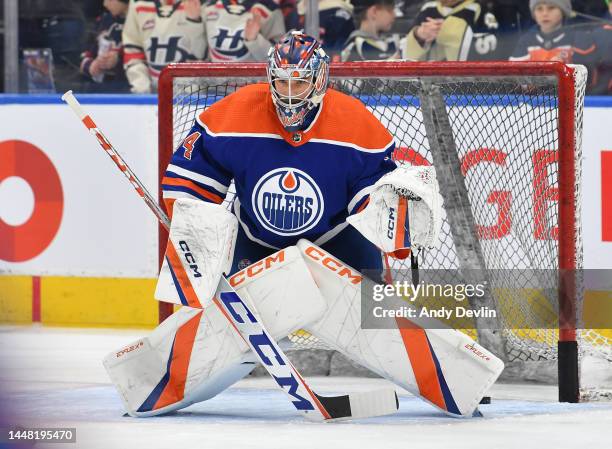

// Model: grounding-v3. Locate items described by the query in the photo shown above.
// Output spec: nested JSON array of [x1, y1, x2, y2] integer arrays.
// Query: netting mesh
[[164, 66, 610, 395]]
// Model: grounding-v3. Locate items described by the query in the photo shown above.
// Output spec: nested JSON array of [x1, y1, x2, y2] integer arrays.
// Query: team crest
[[252, 168, 324, 236]]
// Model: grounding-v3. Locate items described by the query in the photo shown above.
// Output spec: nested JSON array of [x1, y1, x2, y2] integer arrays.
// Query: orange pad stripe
[[165, 242, 202, 308], [163, 198, 176, 219], [154, 310, 203, 409], [395, 197, 407, 250], [396, 317, 446, 411]]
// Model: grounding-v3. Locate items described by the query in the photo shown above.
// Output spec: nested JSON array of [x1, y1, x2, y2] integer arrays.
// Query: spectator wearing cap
[[509, 0, 596, 64], [341, 0, 399, 61], [403, 0, 499, 61], [297, 0, 355, 58], [80, 0, 130, 92]]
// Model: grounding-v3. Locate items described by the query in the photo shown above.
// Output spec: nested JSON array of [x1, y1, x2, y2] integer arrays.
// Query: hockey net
[[158, 62, 611, 402]]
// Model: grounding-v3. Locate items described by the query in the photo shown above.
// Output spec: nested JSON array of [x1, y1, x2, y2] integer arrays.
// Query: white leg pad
[[105, 246, 327, 417], [296, 239, 504, 417]]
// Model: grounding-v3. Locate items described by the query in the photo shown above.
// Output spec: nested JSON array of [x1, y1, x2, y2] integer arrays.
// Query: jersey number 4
[[182, 131, 201, 160]]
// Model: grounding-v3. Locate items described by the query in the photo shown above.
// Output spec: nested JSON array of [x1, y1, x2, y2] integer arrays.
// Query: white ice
[[1, 325, 611, 449]]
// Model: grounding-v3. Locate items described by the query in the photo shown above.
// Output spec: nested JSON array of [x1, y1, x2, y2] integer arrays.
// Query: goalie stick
[[62, 90, 399, 422]]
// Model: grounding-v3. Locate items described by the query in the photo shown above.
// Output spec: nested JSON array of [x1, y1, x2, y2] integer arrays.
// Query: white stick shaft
[[62, 90, 170, 230], [61, 90, 88, 120]]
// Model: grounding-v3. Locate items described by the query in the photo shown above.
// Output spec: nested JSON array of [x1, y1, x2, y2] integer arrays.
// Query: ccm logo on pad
[[229, 250, 285, 287], [304, 246, 362, 285], [179, 240, 202, 278], [387, 207, 396, 239]]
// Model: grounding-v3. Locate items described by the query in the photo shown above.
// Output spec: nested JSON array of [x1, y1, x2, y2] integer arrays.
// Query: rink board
[[0, 95, 611, 328]]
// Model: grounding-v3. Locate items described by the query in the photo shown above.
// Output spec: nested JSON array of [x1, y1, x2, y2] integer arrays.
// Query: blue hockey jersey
[[162, 83, 396, 249]]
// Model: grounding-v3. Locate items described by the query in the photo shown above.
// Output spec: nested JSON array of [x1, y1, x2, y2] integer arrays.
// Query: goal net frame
[[157, 61, 589, 403]]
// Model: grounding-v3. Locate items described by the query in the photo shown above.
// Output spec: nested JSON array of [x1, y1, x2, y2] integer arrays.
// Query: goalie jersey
[[162, 83, 396, 249]]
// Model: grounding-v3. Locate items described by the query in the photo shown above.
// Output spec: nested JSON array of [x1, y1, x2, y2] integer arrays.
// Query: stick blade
[[314, 388, 399, 422], [347, 388, 399, 420]]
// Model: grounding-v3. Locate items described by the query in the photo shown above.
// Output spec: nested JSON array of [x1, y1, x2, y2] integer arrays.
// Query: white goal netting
[[160, 63, 611, 400]]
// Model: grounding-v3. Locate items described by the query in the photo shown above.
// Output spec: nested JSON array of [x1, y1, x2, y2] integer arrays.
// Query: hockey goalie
[[103, 31, 504, 420]]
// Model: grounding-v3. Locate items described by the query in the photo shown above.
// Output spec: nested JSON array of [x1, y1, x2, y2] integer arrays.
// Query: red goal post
[[157, 61, 602, 402]]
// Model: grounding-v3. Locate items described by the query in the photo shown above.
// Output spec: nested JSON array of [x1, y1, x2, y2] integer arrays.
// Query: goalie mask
[[267, 31, 330, 132]]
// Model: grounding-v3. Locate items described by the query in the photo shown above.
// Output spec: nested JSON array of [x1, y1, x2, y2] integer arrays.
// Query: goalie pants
[[230, 224, 384, 280]]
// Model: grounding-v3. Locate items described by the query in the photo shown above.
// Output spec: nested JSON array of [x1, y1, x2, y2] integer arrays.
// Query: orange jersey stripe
[[165, 242, 202, 308], [396, 317, 447, 411], [199, 84, 393, 150], [162, 176, 224, 204], [153, 310, 202, 409]]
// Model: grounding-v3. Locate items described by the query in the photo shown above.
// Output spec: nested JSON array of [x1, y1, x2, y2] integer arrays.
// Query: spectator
[[509, 0, 596, 64], [204, 0, 285, 62], [341, 0, 399, 61], [403, 0, 499, 61], [589, 0, 612, 94], [483, 0, 533, 59], [80, 0, 130, 93], [280, 0, 301, 31], [298, 0, 355, 58], [19, 0, 87, 92], [123, 0, 207, 93]]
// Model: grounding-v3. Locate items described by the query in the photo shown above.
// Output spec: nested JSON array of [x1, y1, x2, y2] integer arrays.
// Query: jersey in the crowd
[[509, 26, 596, 64], [341, 30, 399, 62], [162, 83, 396, 250], [122, 0, 207, 92], [298, 0, 355, 57], [204, 0, 285, 62], [404, 0, 499, 61]]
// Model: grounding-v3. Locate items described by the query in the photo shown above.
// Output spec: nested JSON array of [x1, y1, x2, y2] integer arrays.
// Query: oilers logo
[[252, 168, 324, 236]]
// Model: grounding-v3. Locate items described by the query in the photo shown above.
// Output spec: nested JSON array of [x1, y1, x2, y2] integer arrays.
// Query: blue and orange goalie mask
[[266, 31, 330, 132]]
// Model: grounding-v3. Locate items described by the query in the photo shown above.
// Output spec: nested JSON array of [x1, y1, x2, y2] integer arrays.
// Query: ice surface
[[1, 326, 611, 449]]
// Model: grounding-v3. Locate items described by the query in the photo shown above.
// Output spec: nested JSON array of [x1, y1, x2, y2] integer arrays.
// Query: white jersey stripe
[[198, 116, 395, 154], [162, 190, 201, 201], [306, 138, 394, 154]]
